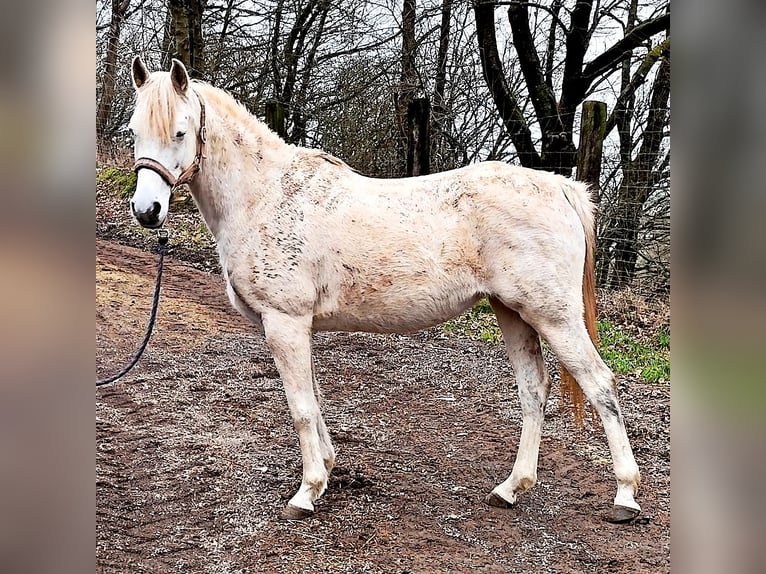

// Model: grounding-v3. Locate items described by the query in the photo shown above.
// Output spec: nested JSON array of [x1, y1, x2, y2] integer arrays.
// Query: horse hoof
[[484, 492, 513, 508], [280, 504, 314, 521], [606, 504, 640, 524]]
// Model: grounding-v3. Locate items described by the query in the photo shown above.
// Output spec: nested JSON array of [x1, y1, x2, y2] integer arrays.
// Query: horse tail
[[560, 182, 599, 427]]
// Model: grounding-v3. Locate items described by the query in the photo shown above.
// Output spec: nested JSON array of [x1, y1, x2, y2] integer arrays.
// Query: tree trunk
[[597, 0, 638, 287], [507, 0, 575, 175], [167, 0, 206, 78], [266, 0, 328, 145], [283, 0, 327, 144], [407, 98, 431, 176], [433, 0, 452, 115], [605, 172, 644, 289], [97, 0, 131, 147], [265, 100, 287, 138], [161, 8, 174, 70]]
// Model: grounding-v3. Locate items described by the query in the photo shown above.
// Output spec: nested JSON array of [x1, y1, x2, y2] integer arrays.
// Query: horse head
[[128, 57, 205, 228]]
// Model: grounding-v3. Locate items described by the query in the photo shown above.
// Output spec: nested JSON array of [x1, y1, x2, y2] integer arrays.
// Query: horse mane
[[193, 82, 362, 176], [134, 73, 179, 143], [137, 74, 285, 151], [190, 81, 286, 148]]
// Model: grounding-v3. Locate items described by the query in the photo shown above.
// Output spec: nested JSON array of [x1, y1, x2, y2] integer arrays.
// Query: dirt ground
[[96, 238, 669, 573]]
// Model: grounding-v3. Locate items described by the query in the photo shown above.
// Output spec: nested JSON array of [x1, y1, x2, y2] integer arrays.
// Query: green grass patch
[[97, 166, 137, 199], [598, 320, 669, 383], [442, 300, 670, 384]]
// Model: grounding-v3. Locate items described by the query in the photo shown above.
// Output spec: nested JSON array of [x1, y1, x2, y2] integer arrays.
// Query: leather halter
[[133, 93, 207, 190]]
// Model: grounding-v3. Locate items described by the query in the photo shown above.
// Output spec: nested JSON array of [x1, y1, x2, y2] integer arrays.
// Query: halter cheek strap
[[133, 94, 207, 191]]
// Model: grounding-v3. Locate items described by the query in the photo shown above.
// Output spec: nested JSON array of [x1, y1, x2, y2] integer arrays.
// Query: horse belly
[[312, 272, 482, 334]]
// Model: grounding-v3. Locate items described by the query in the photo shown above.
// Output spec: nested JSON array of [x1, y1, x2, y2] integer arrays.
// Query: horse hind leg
[[535, 314, 642, 522], [484, 298, 551, 508]]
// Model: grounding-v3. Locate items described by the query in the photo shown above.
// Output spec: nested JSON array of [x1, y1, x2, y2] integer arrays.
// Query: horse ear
[[131, 56, 149, 89], [170, 59, 190, 94]]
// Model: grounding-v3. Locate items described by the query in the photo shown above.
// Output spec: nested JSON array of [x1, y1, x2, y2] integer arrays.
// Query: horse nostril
[[151, 202, 161, 217]]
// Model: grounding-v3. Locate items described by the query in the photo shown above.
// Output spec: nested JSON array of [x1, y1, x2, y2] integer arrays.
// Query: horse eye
[[175, 131, 186, 139]]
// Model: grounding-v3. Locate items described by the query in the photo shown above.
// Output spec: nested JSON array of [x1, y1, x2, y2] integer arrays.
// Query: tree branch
[[314, 31, 401, 64], [270, 0, 284, 94], [559, 0, 593, 118], [635, 50, 670, 176], [474, 1, 540, 168], [582, 13, 670, 86], [544, 0, 563, 88], [506, 1, 559, 134], [605, 37, 670, 136], [494, 1, 568, 31]]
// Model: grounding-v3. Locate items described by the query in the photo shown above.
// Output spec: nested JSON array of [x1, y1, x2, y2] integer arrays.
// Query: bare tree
[[474, 0, 669, 176], [433, 0, 452, 115], [97, 0, 133, 147], [262, 0, 338, 143]]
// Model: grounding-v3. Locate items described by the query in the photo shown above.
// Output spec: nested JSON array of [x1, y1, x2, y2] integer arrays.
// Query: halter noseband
[[133, 93, 207, 191]]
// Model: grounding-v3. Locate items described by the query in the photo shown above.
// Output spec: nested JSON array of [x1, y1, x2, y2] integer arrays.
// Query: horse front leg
[[262, 311, 333, 519], [485, 299, 550, 508]]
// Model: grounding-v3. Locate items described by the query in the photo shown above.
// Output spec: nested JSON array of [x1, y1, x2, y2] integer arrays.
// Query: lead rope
[[97, 230, 169, 387]]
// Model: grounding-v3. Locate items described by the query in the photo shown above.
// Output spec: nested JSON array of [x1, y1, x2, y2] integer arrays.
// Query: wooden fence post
[[577, 100, 607, 285], [576, 100, 607, 204], [265, 100, 287, 139]]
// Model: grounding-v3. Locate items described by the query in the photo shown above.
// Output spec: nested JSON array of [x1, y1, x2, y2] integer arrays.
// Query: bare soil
[[96, 238, 669, 574]]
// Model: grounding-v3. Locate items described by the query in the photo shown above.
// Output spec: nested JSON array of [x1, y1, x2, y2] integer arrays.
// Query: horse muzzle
[[130, 199, 165, 228]]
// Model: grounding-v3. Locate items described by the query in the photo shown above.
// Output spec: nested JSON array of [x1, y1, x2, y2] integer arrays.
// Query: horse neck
[[188, 94, 291, 243]]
